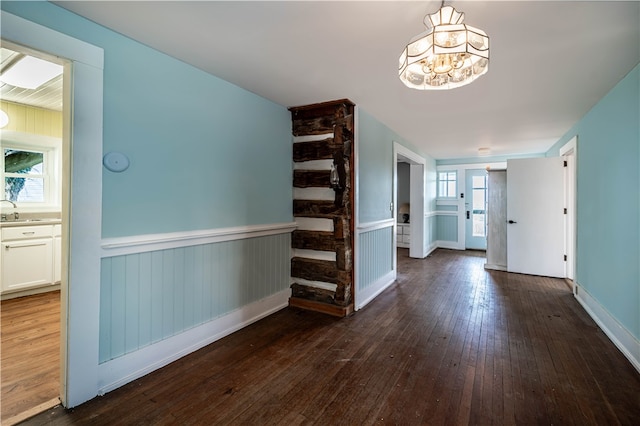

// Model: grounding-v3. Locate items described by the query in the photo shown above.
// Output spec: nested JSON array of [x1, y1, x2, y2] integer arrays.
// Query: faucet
[[1, 199, 18, 221]]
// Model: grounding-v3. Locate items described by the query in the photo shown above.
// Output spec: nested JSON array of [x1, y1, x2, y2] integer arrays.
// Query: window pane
[[472, 175, 485, 189], [5, 177, 45, 202], [447, 181, 456, 197], [4, 149, 44, 174], [472, 213, 486, 237], [473, 188, 485, 210]]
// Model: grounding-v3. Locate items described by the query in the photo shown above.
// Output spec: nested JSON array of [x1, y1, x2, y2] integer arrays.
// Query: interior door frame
[[464, 168, 488, 250], [2, 11, 104, 407], [560, 136, 577, 283], [393, 143, 426, 261]]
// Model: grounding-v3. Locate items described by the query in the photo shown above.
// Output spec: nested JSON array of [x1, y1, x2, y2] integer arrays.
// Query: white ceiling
[[0, 47, 63, 111], [46, 1, 640, 159]]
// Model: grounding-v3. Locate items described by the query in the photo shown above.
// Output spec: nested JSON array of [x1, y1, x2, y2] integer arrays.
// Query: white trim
[[559, 136, 577, 157], [425, 211, 437, 218], [437, 162, 507, 171], [357, 218, 395, 232], [436, 200, 459, 207], [97, 289, 290, 395], [394, 142, 427, 259], [356, 270, 396, 311], [2, 11, 106, 408], [434, 210, 458, 216], [101, 222, 297, 257], [436, 240, 464, 250], [574, 284, 640, 373]]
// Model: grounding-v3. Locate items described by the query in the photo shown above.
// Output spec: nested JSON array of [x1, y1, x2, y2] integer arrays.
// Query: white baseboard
[[97, 289, 290, 395], [574, 284, 640, 373], [356, 270, 396, 311], [426, 243, 438, 257], [436, 240, 464, 250]]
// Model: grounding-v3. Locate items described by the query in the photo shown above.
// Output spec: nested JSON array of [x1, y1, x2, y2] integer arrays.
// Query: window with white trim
[[437, 171, 457, 198], [3, 145, 56, 205]]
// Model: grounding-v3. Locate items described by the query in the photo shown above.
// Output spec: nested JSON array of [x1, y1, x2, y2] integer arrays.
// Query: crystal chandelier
[[399, 3, 489, 90]]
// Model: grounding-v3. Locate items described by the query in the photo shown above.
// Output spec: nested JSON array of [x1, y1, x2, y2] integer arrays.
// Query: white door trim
[[394, 142, 427, 259], [560, 136, 577, 282], [2, 11, 105, 408]]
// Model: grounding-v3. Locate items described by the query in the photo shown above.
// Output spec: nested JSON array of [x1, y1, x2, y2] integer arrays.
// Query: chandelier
[[399, 3, 489, 90]]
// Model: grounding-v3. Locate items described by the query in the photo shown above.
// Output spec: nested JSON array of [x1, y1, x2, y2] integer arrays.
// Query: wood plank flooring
[[21, 250, 640, 425], [1, 290, 60, 424]]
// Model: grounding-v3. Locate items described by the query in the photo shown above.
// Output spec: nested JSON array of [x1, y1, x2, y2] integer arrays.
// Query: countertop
[[0, 218, 62, 228]]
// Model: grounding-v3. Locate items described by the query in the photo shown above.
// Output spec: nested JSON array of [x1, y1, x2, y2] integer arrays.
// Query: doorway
[[0, 41, 66, 423], [560, 136, 577, 283], [464, 169, 488, 250]]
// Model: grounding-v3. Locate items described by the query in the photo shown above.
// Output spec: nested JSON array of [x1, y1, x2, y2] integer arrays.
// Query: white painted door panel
[[507, 157, 564, 277]]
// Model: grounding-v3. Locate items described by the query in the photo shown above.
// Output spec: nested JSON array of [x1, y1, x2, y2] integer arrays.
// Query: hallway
[[24, 249, 640, 424]]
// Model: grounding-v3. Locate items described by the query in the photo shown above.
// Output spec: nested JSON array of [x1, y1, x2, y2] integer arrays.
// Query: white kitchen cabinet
[[1, 224, 56, 293], [54, 224, 62, 283], [397, 223, 411, 248]]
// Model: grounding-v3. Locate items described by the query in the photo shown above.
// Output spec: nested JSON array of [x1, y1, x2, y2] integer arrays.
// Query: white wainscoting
[[98, 222, 295, 393], [355, 219, 396, 311]]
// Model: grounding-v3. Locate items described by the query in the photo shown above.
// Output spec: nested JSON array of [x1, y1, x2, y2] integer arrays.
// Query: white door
[[507, 157, 564, 277]]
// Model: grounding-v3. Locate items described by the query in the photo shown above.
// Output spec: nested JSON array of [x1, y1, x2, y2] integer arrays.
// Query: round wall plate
[[103, 151, 130, 172]]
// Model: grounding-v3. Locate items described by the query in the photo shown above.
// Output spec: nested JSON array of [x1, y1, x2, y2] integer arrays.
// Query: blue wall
[[357, 109, 435, 223], [547, 64, 639, 339], [2, 1, 292, 238]]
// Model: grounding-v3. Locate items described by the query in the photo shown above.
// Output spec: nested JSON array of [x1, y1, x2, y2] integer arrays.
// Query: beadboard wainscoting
[[97, 223, 295, 393], [355, 219, 395, 310], [436, 211, 459, 249]]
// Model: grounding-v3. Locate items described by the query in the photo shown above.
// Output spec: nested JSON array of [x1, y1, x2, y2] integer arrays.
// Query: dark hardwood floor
[[21, 249, 640, 425], [1, 290, 60, 425]]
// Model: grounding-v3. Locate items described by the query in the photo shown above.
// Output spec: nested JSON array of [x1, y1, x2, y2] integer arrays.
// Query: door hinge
[[564, 208, 567, 214], [564, 160, 568, 167], [564, 254, 567, 261]]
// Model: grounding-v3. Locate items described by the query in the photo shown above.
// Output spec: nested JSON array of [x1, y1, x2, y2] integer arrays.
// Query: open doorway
[[393, 143, 427, 272], [0, 42, 66, 423]]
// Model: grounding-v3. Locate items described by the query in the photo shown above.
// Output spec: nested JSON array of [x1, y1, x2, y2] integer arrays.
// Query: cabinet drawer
[[402, 234, 411, 243], [2, 225, 53, 241]]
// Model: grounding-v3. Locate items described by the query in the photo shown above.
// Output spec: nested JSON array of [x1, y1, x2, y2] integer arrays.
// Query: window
[[3, 147, 52, 204], [471, 174, 487, 237], [438, 171, 457, 198]]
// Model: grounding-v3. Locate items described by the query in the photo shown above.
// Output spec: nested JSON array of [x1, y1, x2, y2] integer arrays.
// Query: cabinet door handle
[[22, 231, 36, 235]]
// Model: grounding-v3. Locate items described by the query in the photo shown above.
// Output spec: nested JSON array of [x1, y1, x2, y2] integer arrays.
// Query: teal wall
[[547, 64, 640, 339], [436, 215, 458, 242], [357, 109, 435, 223], [2, 1, 292, 238]]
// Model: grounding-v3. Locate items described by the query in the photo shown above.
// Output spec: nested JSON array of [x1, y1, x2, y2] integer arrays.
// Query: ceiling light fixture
[[399, 1, 489, 90], [0, 55, 63, 90], [0, 109, 8, 128]]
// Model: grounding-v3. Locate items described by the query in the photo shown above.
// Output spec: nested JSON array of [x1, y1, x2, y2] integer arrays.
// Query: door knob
[[508, 220, 517, 224], [466, 211, 470, 219]]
